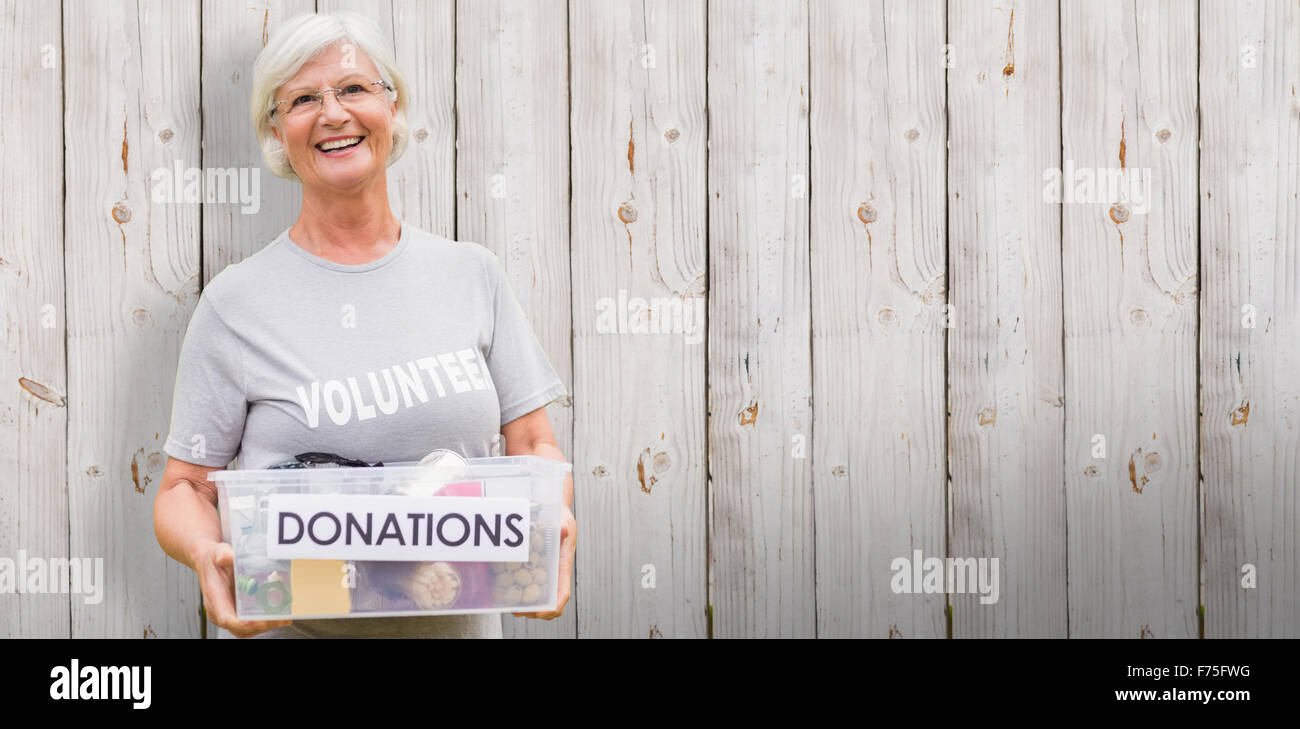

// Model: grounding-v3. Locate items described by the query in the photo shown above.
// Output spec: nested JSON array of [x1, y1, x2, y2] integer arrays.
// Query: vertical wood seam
[[707, 0, 717, 636], [565, 0, 578, 637], [1193, 0, 1205, 640], [946, 0, 956, 636], [806, 0, 816, 641], [61, 0, 72, 640], [1057, 0, 1069, 639]]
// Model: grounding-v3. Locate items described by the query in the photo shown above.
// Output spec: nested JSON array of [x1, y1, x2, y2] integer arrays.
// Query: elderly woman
[[152, 11, 575, 639]]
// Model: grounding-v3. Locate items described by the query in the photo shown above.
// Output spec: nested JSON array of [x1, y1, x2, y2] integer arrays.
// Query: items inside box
[[234, 549, 553, 616]]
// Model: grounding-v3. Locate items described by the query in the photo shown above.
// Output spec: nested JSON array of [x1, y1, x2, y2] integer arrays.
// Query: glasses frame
[[269, 78, 394, 121]]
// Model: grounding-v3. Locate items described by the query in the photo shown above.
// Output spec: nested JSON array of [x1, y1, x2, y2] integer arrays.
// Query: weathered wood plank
[[456, 0, 575, 639], [65, 0, 203, 638], [1, 0, 69, 638], [1199, 0, 1300, 638], [947, 0, 1066, 637], [810, 0, 947, 638], [568, 0, 709, 638], [708, 0, 813, 637], [201, 0, 311, 279], [1060, 0, 1199, 639], [389, 0, 456, 236]]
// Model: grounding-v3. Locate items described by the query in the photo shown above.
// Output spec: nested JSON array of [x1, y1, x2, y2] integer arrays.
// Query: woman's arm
[[154, 456, 292, 637], [502, 406, 576, 620], [502, 408, 572, 511], [153, 457, 225, 570]]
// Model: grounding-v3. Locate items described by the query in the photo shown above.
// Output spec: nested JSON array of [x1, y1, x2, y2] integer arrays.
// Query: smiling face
[[270, 42, 397, 191]]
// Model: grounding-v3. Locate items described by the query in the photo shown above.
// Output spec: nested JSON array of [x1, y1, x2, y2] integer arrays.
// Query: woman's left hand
[[513, 505, 575, 620]]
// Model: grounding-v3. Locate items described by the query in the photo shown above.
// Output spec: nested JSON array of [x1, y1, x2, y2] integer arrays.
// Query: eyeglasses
[[270, 79, 394, 120]]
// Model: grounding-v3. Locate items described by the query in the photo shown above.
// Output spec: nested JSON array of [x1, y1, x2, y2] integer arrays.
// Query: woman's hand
[[194, 539, 293, 638], [512, 506, 576, 620]]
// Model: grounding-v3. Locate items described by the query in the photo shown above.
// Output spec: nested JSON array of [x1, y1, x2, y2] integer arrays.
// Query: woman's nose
[[318, 91, 351, 122]]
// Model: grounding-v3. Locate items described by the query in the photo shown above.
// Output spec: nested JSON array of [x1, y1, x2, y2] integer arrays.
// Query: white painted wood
[[810, 0, 947, 638], [1060, 0, 1199, 638], [0, 0, 69, 639], [1199, 0, 1300, 638], [65, 0, 203, 638], [568, 0, 709, 638], [456, 0, 575, 639], [947, 0, 1066, 637], [201, 0, 311, 279], [390, 0, 456, 237], [707, 0, 814, 637]]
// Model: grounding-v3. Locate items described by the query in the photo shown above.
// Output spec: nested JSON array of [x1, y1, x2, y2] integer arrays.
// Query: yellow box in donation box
[[212, 455, 570, 619]]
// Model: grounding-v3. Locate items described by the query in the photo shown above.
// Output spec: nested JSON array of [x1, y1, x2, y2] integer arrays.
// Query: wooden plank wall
[[811, 0, 947, 639], [570, 0, 708, 639], [708, 0, 814, 638], [1, 0, 68, 638], [1200, 0, 1299, 638], [1061, 0, 1199, 639], [2, 0, 1297, 638], [948, 0, 1065, 638], [63, 0, 204, 639]]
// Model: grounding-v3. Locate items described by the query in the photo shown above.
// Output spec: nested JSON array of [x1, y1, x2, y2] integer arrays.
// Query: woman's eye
[[342, 84, 366, 95], [291, 95, 314, 106]]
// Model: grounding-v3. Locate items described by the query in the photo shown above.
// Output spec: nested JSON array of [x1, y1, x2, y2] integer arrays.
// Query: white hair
[[249, 11, 410, 181]]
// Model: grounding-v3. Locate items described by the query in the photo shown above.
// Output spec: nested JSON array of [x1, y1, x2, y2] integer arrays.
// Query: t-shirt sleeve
[[481, 248, 568, 426], [162, 294, 248, 467]]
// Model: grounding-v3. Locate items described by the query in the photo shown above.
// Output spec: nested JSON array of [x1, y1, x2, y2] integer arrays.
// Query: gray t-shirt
[[163, 221, 567, 638]]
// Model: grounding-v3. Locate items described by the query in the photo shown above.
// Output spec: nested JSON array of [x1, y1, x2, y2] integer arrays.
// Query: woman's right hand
[[195, 539, 293, 638]]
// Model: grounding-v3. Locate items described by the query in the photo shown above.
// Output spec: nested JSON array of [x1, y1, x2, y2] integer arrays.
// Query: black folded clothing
[[266, 452, 384, 469]]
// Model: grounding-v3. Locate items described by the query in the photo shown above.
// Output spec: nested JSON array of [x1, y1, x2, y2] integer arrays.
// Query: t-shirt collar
[[280, 220, 410, 273]]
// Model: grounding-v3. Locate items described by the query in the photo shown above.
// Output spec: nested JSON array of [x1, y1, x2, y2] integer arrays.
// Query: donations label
[[266, 494, 530, 562]]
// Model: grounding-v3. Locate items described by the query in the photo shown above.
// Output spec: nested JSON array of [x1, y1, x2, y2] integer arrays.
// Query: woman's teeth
[[318, 136, 363, 151]]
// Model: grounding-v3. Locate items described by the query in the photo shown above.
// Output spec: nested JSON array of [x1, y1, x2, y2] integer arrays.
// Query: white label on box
[[266, 494, 530, 561]]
